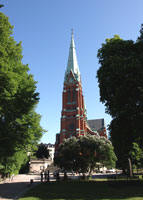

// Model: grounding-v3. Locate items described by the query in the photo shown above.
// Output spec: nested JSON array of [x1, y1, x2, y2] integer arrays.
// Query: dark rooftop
[[87, 119, 105, 132]]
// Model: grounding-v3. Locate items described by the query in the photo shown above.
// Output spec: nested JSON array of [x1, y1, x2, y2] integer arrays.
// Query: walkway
[[0, 174, 41, 200]]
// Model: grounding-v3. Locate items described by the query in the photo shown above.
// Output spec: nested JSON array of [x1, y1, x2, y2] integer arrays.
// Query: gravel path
[[0, 174, 41, 200]]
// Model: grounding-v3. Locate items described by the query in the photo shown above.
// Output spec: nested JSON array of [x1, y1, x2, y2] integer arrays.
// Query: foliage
[[97, 26, 143, 171], [0, 0, 4, 9], [54, 135, 117, 174], [35, 143, 50, 159], [137, 24, 143, 42], [109, 117, 134, 170], [19, 157, 30, 174], [97, 35, 143, 118], [0, 150, 29, 176], [129, 142, 143, 169], [0, 12, 44, 176]]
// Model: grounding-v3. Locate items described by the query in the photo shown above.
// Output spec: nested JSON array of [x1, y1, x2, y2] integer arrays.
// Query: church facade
[[55, 33, 106, 149]]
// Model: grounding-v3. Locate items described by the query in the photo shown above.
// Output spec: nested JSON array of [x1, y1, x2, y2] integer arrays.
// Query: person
[[44, 170, 50, 182], [56, 171, 60, 181], [64, 171, 67, 180], [44, 170, 47, 181], [11, 174, 14, 182], [47, 170, 50, 182], [40, 171, 44, 182]]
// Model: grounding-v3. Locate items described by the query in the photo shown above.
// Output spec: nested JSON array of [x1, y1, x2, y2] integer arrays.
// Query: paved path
[[0, 174, 41, 200]]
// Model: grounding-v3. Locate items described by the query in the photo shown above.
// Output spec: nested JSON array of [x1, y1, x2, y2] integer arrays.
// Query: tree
[[0, 0, 4, 9], [137, 24, 143, 42], [54, 135, 117, 175], [0, 12, 44, 176], [129, 142, 143, 170], [97, 26, 143, 171], [54, 137, 79, 173], [35, 143, 50, 159], [0, 150, 29, 177]]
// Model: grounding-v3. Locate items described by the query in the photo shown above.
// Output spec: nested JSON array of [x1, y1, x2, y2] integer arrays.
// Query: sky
[[1, 0, 143, 144]]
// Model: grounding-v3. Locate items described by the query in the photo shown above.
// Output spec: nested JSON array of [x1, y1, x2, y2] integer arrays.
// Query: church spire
[[64, 31, 80, 82]]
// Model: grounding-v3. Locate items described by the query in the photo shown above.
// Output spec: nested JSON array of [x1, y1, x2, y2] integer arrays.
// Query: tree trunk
[[128, 158, 133, 177], [64, 171, 67, 180]]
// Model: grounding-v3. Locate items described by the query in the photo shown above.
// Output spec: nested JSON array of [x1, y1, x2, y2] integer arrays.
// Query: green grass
[[133, 169, 143, 174], [19, 180, 143, 200]]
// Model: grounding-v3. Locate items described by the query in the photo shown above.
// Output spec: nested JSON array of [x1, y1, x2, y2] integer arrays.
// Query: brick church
[[55, 33, 106, 149]]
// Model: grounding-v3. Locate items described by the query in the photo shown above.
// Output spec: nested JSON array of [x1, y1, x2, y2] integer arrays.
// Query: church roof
[[64, 32, 80, 82], [87, 119, 105, 132]]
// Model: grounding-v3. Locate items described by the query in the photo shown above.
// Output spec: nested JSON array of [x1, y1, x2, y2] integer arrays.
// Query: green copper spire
[[64, 31, 80, 82]]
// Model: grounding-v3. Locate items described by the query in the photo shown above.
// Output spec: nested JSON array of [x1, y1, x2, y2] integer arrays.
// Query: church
[[55, 33, 107, 149]]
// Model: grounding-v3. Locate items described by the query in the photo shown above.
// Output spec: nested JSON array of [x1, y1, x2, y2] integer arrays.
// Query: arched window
[[67, 90, 71, 103], [72, 90, 76, 102], [68, 123, 75, 130]]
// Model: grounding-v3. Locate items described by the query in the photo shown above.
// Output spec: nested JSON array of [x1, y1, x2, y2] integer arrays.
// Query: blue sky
[[1, 0, 143, 144]]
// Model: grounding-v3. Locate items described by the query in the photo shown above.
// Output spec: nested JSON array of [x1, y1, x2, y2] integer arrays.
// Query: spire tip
[[71, 28, 74, 37]]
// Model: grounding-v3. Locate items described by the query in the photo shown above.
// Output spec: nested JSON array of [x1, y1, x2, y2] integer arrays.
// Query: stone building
[[29, 159, 52, 174], [29, 143, 55, 173], [47, 143, 55, 161]]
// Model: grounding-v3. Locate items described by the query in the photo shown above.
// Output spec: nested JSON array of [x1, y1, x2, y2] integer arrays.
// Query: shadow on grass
[[0, 181, 36, 199], [20, 180, 143, 200]]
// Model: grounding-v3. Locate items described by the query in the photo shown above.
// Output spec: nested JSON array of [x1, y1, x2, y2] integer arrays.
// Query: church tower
[[59, 32, 87, 143], [55, 33, 107, 149]]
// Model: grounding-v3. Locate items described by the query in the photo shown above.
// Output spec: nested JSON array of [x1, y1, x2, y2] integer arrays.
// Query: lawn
[[19, 180, 143, 200]]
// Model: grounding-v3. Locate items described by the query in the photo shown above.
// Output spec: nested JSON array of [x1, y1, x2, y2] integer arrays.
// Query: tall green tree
[[54, 135, 117, 174], [0, 12, 44, 176], [97, 25, 143, 171]]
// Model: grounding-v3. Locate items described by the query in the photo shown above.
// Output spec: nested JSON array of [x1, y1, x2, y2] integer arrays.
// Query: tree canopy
[[97, 25, 143, 171], [35, 143, 50, 159], [54, 135, 117, 174], [0, 12, 44, 176]]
